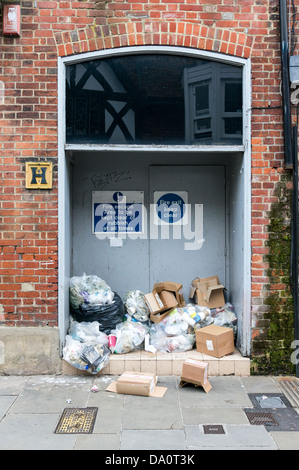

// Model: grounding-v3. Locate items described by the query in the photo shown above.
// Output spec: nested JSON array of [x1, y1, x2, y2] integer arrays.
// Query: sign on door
[[154, 191, 188, 225], [92, 191, 144, 234]]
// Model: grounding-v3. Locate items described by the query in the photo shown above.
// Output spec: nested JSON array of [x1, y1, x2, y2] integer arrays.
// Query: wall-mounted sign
[[154, 191, 188, 225], [25, 162, 53, 189], [3, 5, 21, 37], [92, 191, 144, 234]]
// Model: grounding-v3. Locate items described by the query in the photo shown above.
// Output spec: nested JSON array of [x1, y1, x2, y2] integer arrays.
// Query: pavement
[[0, 373, 299, 451]]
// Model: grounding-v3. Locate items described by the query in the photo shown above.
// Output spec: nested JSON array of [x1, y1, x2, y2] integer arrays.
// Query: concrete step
[[62, 348, 251, 377]]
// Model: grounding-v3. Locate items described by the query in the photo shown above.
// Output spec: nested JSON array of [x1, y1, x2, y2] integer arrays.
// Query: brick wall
[[0, 1, 297, 357]]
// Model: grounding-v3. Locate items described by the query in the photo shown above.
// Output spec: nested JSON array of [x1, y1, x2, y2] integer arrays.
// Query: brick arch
[[54, 20, 253, 59]]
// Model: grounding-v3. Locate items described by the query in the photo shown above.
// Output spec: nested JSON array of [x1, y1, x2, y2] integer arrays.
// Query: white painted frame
[[58, 46, 252, 356]]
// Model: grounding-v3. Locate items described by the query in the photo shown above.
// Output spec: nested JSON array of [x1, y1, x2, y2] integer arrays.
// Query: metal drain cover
[[245, 411, 278, 426], [203, 424, 225, 434], [54, 407, 98, 434], [256, 396, 286, 409]]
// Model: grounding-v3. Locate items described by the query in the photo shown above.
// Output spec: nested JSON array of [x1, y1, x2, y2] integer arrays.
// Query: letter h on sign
[[25, 162, 53, 189]]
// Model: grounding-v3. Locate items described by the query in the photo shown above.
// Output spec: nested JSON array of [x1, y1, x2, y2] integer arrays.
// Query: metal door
[[149, 165, 226, 301]]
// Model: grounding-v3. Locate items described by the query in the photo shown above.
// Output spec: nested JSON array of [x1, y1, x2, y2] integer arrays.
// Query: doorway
[[71, 161, 226, 301], [149, 165, 226, 299], [69, 150, 248, 352], [58, 46, 251, 357]]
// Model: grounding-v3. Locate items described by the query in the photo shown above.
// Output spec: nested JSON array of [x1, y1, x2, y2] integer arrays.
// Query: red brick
[[0, 0, 295, 357]]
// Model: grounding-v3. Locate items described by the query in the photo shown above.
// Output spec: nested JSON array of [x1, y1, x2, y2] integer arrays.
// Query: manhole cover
[[54, 407, 98, 434], [203, 424, 225, 434], [256, 396, 286, 409], [245, 411, 278, 426]]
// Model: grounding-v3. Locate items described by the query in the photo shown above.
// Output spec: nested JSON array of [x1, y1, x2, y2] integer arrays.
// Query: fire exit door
[[72, 158, 226, 302], [149, 165, 226, 300]]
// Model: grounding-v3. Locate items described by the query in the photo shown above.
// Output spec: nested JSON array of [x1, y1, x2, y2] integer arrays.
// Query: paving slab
[[122, 391, 182, 430], [93, 375, 118, 391], [0, 374, 298, 450], [181, 407, 249, 425], [269, 431, 299, 450], [0, 376, 29, 395], [179, 376, 252, 408], [0, 413, 76, 450], [0, 396, 16, 420], [74, 433, 120, 450], [87, 391, 124, 433], [241, 376, 281, 394], [185, 424, 278, 449], [122, 403, 182, 430], [8, 375, 92, 414], [120, 429, 186, 450]]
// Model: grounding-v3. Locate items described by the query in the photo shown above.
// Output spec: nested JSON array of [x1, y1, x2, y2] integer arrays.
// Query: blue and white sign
[[154, 191, 188, 225], [92, 191, 144, 234]]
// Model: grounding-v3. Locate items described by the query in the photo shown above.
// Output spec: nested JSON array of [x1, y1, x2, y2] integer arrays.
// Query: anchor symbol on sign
[[30, 166, 48, 185]]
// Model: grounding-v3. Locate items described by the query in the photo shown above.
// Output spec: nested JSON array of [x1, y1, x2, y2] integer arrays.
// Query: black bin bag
[[70, 292, 125, 334]]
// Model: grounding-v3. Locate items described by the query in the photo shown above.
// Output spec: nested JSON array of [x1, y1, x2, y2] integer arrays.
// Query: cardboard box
[[195, 324, 234, 358], [189, 276, 225, 309], [145, 290, 178, 315], [180, 358, 212, 393], [106, 371, 167, 398], [145, 281, 185, 323]]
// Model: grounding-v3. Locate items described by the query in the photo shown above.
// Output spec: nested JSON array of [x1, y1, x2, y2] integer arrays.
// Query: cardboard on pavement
[[180, 357, 212, 393], [106, 371, 167, 397]]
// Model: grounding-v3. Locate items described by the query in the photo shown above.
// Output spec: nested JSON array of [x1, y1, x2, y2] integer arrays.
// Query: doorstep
[[62, 348, 250, 377]]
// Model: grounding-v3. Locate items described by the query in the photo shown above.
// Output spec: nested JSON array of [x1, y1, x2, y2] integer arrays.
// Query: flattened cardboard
[[195, 324, 234, 358], [189, 276, 225, 309], [106, 371, 167, 398], [180, 358, 212, 393]]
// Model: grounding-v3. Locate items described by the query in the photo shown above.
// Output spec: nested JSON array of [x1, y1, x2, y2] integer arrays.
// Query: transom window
[[66, 54, 243, 145]]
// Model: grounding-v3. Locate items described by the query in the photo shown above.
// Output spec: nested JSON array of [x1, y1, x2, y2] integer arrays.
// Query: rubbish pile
[[63, 321, 110, 374], [63, 273, 238, 374], [69, 274, 124, 333]]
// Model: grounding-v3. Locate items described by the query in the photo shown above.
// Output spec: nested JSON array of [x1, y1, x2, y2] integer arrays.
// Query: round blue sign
[[156, 192, 185, 224], [113, 191, 124, 202]]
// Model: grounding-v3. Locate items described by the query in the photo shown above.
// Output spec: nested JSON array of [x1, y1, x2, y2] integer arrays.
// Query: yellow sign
[[25, 162, 53, 189]]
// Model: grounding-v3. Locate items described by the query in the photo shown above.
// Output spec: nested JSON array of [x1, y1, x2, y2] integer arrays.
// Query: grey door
[[149, 165, 226, 301]]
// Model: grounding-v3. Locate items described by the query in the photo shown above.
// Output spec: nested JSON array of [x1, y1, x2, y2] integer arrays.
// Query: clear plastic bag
[[68, 319, 108, 346], [80, 344, 110, 373], [63, 335, 90, 371], [69, 273, 114, 310], [63, 335, 110, 374], [149, 324, 195, 353], [176, 304, 211, 325], [124, 290, 150, 323], [160, 310, 189, 336], [111, 320, 148, 354], [211, 302, 238, 336], [149, 320, 195, 353]]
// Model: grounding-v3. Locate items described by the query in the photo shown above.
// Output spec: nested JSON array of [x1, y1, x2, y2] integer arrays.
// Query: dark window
[[66, 54, 243, 145]]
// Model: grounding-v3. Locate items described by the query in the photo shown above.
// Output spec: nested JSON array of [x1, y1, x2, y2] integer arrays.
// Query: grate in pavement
[[203, 424, 225, 434], [277, 377, 299, 408], [245, 392, 299, 431], [54, 407, 98, 434], [245, 411, 278, 426]]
